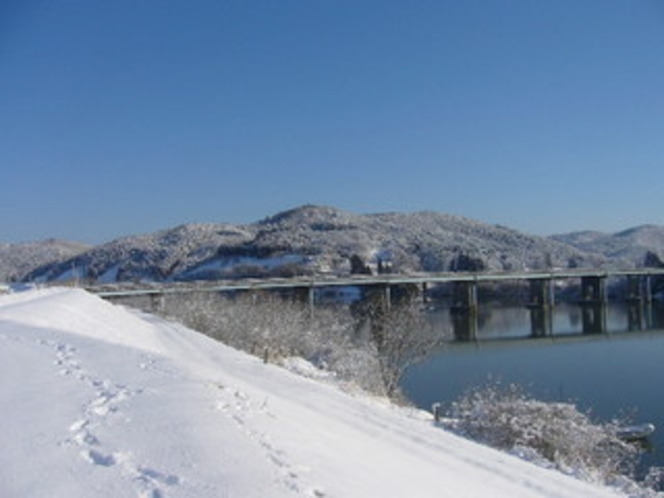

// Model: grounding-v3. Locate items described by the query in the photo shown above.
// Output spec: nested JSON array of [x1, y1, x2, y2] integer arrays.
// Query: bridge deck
[[87, 268, 664, 298]]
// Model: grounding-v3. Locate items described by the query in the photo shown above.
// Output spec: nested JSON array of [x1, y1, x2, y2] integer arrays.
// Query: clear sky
[[1, 0, 663, 243]]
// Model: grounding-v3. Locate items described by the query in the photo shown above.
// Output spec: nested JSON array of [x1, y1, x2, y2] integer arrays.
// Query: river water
[[401, 301, 664, 474]]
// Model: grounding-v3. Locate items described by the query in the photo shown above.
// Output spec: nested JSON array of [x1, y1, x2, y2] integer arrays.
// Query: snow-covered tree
[[160, 291, 388, 394], [353, 285, 450, 399], [446, 382, 640, 486]]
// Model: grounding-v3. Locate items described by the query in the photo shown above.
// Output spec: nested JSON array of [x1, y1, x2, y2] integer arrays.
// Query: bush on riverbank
[[147, 291, 447, 399], [444, 382, 664, 494]]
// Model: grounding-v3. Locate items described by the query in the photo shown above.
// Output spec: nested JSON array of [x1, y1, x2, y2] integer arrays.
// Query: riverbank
[[0, 288, 626, 497]]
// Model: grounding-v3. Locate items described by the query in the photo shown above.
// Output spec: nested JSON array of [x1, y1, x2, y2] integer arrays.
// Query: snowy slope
[[0, 288, 623, 498]]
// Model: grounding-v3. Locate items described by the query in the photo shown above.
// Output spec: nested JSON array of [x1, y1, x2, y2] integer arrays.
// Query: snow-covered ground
[[0, 288, 623, 498]]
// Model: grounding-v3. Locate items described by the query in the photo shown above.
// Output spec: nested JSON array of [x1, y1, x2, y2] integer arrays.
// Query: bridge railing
[[85, 268, 664, 298]]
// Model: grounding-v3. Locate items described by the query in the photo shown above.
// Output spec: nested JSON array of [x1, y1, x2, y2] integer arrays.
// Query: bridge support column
[[627, 275, 641, 302], [292, 286, 316, 318], [453, 281, 478, 310], [451, 281, 478, 341], [581, 276, 607, 304], [530, 307, 553, 337], [627, 303, 651, 331], [582, 304, 607, 334], [529, 278, 555, 307], [382, 284, 392, 311], [150, 293, 165, 313], [626, 275, 653, 331], [626, 275, 653, 303], [528, 278, 554, 337], [580, 276, 607, 334], [307, 285, 315, 317], [645, 275, 653, 303]]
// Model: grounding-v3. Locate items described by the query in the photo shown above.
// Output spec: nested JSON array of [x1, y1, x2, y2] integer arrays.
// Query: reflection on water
[[429, 301, 664, 342], [402, 301, 664, 475]]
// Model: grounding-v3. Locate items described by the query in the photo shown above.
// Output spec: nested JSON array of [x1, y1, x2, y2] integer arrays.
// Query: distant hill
[[23, 224, 254, 283], [20, 205, 609, 284], [0, 239, 89, 282], [551, 225, 664, 265]]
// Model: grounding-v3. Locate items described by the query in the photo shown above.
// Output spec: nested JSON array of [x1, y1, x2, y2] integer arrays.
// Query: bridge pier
[[452, 281, 478, 310], [528, 279, 554, 337], [580, 276, 607, 304], [451, 307, 478, 341], [627, 302, 651, 331], [422, 282, 429, 304], [382, 284, 392, 311], [579, 276, 607, 334], [626, 275, 652, 303], [530, 307, 553, 337], [581, 304, 607, 334], [529, 278, 555, 307], [292, 286, 316, 317], [150, 293, 165, 313], [451, 281, 478, 341], [624, 275, 653, 331]]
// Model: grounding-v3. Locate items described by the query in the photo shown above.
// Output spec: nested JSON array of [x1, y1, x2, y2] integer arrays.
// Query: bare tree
[[356, 286, 449, 399], [131, 287, 448, 400]]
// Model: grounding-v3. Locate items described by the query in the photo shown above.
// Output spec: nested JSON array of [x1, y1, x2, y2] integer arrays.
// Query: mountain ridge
[[551, 224, 664, 263], [6, 205, 664, 283]]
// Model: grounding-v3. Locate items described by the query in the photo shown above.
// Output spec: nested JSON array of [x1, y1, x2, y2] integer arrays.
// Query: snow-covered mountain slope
[[0, 288, 622, 498], [21, 205, 605, 283], [22, 223, 255, 283], [552, 225, 664, 264], [0, 239, 89, 282]]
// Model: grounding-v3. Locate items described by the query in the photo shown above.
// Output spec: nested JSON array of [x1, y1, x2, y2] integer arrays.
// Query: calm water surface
[[401, 302, 664, 473]]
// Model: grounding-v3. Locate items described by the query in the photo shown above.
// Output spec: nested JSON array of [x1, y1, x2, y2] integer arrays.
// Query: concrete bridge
[[90, 268, 664, 340]]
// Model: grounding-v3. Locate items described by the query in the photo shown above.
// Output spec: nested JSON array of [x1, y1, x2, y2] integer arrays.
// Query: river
[[401, 301, 664, 476]]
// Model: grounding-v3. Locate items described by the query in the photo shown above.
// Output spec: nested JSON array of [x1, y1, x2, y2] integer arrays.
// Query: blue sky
[[1, 1, 663, 243]]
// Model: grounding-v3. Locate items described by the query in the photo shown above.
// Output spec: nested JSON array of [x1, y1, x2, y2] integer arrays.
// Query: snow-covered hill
[[0, 239, 89, 282], [552, 225, 664, 264], [0, 288, 623, 497], [20, 205, 606, 284]]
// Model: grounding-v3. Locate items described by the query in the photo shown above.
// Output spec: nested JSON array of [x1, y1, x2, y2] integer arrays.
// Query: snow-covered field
[[0, 288, 623, 497]]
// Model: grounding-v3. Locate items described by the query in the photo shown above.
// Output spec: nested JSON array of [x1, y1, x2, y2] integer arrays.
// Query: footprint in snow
[[48, 339, 181, 497], [135, 466, 181, 487], [82, 449, 117, 467]]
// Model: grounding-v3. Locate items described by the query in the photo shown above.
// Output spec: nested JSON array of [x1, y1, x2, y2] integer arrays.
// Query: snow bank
[[0, 288, 623, 497]]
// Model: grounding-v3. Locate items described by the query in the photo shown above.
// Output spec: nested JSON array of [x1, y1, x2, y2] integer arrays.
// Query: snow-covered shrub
[[157, 288, 452, 398], [376, 304, 446, 400], [159, 291, 389, 394], [352, 288, 450, 400], [642, 466, 664, 492], [447, 382, 639, 485], [162, 291, 224, 337], [136, 287, 449, 399], [163, 291, 303, 358]]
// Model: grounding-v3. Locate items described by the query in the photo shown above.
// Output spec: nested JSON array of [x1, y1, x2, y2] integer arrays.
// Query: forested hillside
[[8, 205, 661, 284]]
